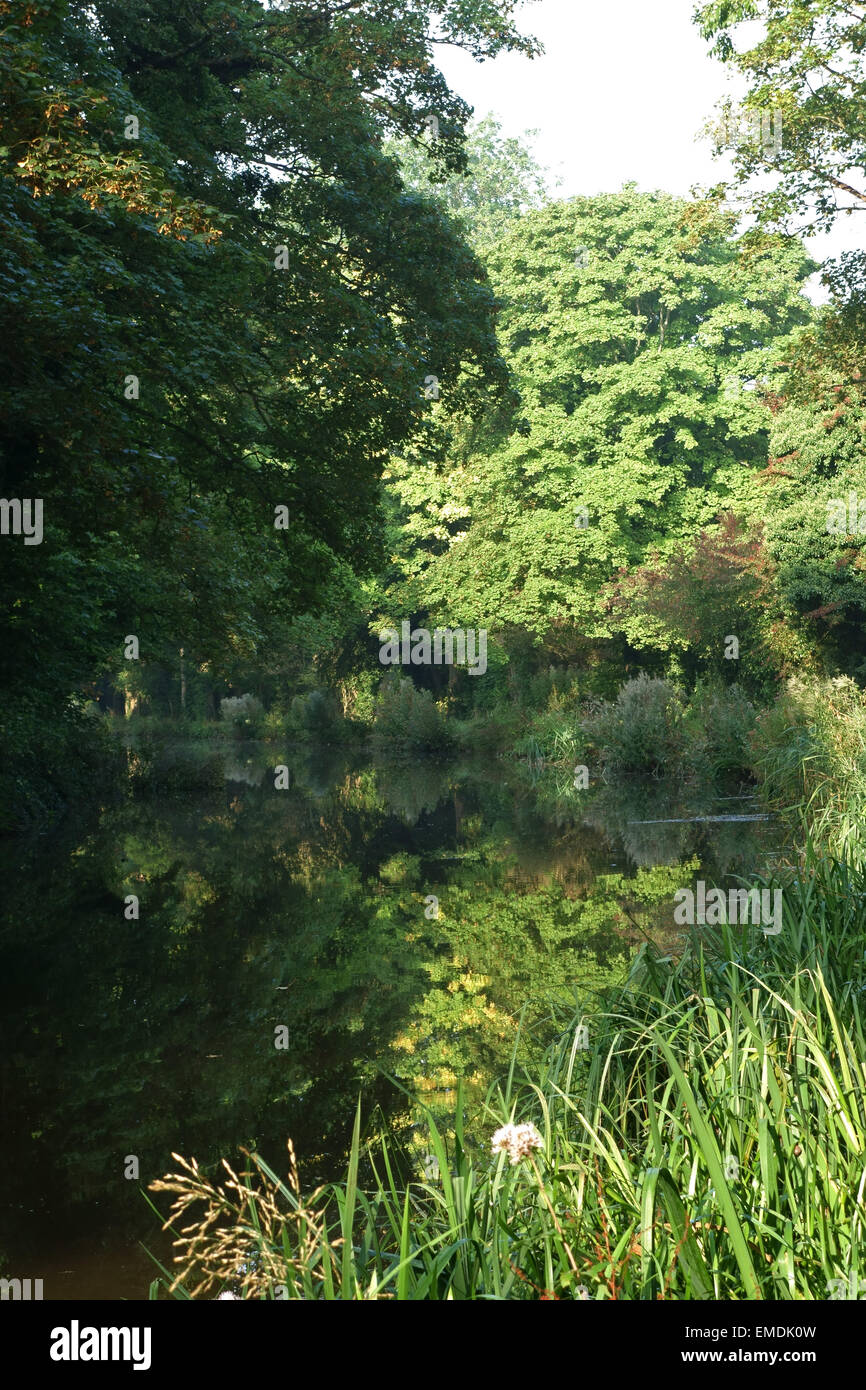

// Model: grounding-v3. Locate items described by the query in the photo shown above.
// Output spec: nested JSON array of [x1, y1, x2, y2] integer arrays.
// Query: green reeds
[[751, 676, 866, 869], [149, 852, 866, 1300]]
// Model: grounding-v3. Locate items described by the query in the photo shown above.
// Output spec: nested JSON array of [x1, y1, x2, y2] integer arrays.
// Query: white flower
[[217, 1292, 240, 1300], [491, 1121, 544, 1165]]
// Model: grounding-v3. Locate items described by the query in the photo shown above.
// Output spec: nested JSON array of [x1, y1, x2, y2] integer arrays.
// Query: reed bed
[[148, 851, 866, 1300], [751, 677, 866, 869]]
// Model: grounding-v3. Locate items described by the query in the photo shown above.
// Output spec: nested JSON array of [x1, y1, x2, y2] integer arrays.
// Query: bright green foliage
[[694, 3, 866, 620], [747, 252, 866, 675], [379, 187, 815, 648], [695, 0, 866, 234], [148, 852, 866, 1300], [759, 395, 866, 675]]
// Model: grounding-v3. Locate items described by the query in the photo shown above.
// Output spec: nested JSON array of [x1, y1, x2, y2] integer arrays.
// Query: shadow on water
[[0, 740, 780, 1298]]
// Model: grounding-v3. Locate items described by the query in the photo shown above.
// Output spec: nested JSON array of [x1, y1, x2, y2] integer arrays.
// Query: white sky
[[435, 0, 863, 299]]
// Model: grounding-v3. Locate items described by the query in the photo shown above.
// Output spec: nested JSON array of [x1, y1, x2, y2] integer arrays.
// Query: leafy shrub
[[524, 665, 582, 713], [378, 852, 421, 885], [288, 689, 344, 741], [686, 680, 756, 776], [451, 704, 523, 756], [338, 669, 379, 723], [580, 674, 688, 776], [261, 707, 290, 739], [372, 675, 454, 754], [219, 693, 264, 731]]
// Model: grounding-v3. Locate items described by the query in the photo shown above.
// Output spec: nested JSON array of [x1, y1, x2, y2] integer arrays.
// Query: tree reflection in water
[[0, 743, 777, 1297]]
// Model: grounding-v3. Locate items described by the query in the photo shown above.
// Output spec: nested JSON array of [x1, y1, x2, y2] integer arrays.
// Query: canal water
[[0, 740, 780, 1298]]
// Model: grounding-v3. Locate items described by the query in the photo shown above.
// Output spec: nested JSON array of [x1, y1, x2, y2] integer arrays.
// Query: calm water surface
[[0, 740, 780, 1298]]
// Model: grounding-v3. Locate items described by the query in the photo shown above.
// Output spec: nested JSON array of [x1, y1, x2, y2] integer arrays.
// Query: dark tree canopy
[[0, 0, 534, 803]]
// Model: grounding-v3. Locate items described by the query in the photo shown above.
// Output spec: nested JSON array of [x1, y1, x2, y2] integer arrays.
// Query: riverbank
[[149, 847, 866, 1301], [111, 670, 866, 870]]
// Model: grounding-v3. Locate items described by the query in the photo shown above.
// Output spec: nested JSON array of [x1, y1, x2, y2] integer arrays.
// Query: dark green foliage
[[581, 674, 690, 777], [371, 673, 454, 754], [686, 680, 756, 776], [1, 0, 530, 816]]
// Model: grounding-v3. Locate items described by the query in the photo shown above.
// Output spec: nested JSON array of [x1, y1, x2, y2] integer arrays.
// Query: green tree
[[385, 112, 552, 249], [695, 0, 866, 235], [377, 187, 815, 659], [0, 0, 537, 817], [693, 2, 866, 679]]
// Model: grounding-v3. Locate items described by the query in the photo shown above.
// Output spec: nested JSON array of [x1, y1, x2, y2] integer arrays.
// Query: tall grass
[[148, 851, 866, 1300], [751, 676, 866, 868]]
